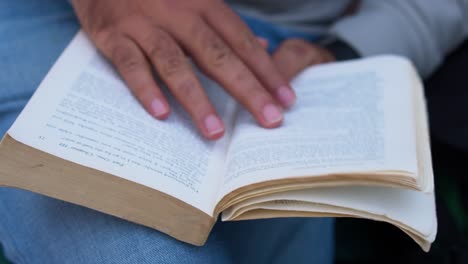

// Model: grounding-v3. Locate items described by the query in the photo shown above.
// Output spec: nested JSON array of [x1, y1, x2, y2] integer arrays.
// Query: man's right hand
[[71, 0, 295, 140]]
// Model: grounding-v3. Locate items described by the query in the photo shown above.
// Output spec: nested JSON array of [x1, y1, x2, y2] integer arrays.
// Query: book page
[[221, 185, 436, 251], [8, 31, 236, 215], [219, 56, 419, 199]]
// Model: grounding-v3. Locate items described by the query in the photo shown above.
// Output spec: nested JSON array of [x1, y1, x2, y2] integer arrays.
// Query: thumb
[[273, 39, 335, 81]]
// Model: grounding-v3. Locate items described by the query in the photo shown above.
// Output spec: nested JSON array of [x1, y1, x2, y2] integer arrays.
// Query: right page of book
[[221, 64, 437, 251], [219, 56, 421, 199]]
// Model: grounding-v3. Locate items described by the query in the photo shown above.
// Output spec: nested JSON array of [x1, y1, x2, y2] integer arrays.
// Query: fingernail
[[204, 114, 224, 136], [276, 86, 296, 107], [151, 99, 169, 118], [262, 104, 283, 126]]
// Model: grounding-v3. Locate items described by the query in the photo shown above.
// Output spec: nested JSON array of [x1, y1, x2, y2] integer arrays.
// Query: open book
[[0, 31, 436, 251]]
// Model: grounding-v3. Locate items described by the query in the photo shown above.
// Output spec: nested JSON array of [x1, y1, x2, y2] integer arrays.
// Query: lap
[[0, 189, 226, 263], [0, 188, 333, 264], [0, 1, 334, 263]]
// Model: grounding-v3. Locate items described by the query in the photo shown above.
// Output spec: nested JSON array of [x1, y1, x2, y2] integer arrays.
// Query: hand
[[272, 39, 336, 81], [71, 0, 295, 140]]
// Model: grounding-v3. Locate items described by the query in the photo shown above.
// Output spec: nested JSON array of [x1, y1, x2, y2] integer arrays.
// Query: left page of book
[[8, 31, 236, 215]]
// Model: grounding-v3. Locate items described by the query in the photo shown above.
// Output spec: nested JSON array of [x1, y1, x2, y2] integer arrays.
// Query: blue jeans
[[0, 1, 334, 263]]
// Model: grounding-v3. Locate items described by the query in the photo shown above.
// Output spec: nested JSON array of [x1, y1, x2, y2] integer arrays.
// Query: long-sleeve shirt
[[228, 0, 468, 77]]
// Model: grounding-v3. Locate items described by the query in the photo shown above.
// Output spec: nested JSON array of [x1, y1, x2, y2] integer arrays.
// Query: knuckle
[[94, 29, 145, 75], [160, 55, 185, 77], [143, 30, 186, 77], [94, 27, 116, 48], [232, 68, 249, 84], [174, 78, 199, 98], [207, 38, 232, 67], [143, 29, 172, 57], [229, 69, 263, 101], [235, 31, 259, 55], [111, 44, 141, 73], [159, 47, 186, 77], [192, 20, 232, 67]]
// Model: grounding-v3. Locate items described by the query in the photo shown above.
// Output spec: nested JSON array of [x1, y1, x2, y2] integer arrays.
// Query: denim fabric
[[238, 13, 319, 54], [0, 1, 334, 263]]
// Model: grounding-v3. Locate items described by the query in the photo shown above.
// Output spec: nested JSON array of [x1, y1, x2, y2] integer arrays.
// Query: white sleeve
[[330, 0, 468, 77]]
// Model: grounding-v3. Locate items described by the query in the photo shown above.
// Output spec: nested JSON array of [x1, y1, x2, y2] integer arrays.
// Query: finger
[[273, 39, 331, 81], [126, 22, 225, 139], [94, 32, 170, 119], [168, 17, 283, 128], [203, 3, 296, 108], [256, 37, 269, 50]]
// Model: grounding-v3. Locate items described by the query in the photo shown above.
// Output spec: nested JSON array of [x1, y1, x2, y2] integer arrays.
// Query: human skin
[[271, 39, 335, 81], [71, 0, 334, 139]]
